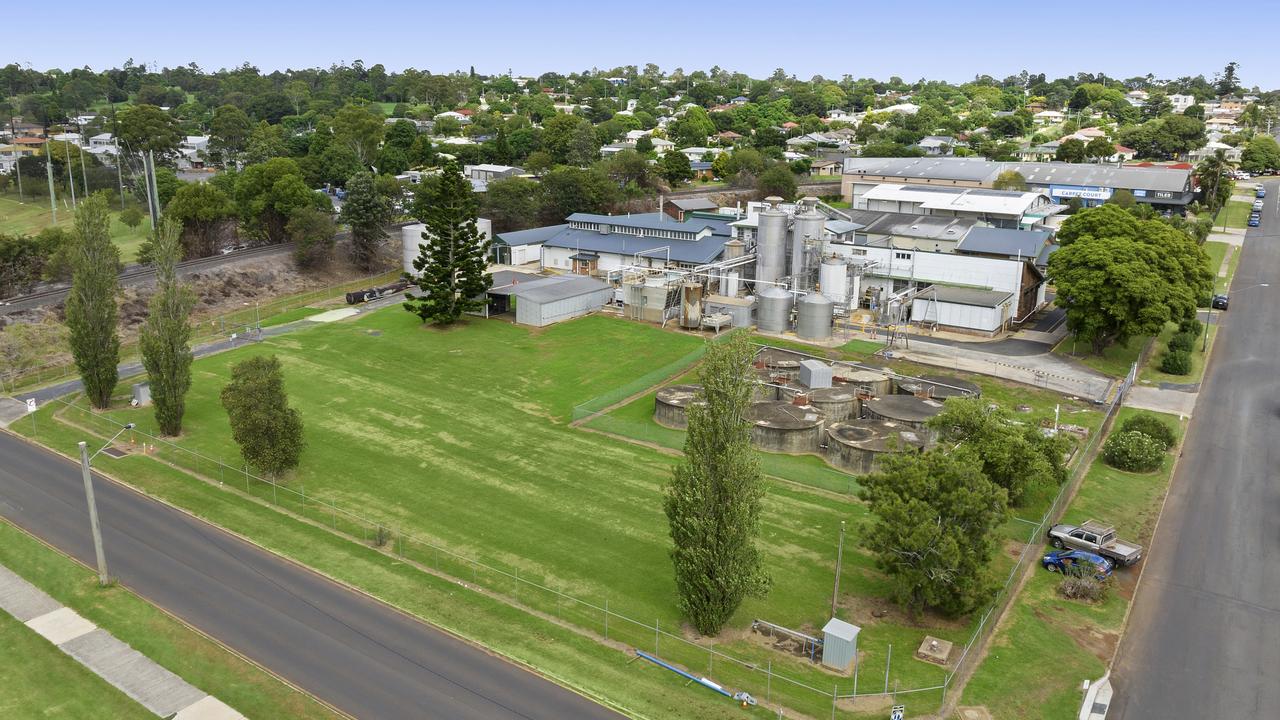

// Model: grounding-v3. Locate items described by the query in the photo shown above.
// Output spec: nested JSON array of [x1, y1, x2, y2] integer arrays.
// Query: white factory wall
[[912, 298, 1007, 333], [540, 246, 671, 274], [516, 288, 614, 327], [402, 219, 494, 275], [825, 243, 1025, 296]]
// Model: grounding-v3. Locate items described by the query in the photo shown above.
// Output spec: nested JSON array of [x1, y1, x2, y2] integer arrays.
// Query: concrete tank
[[823, 420, 927, 474], [796, 292, 834, 341], [895, 374, 982, 399], [749, 401, 826, 454], [833, 366, 893, 396], [654, 384, 705, 429], [755, 347, 805, 382], [791, 198, 826, 282], [819, 257, 849, 305], [680, 281, 703, 329], [863, 394, 945, 433], [757, 286, 793, 333], [756, 197, 788, 286], [807, 386, 860, 422]]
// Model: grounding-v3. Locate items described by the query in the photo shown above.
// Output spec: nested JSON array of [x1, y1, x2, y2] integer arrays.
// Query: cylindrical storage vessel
[[756, 198, 788, 286], [823, 420, 927, 474], [680, 281, 703, 329], [749, 401, 826, 454], [402, 223, 428, 274], [654, 384, 705, 429], [895, 374, 982, 399], [723, 238, 746, 259], [756, 347, 804, 382], [863, 394, 945, 434], [833, 367, 893, 397], [790, 198, 826, 282], [819, 257, 849, 305], [808, 386, 860, 422], [796, 292, 834, 341], [757, 286, 793, 333]]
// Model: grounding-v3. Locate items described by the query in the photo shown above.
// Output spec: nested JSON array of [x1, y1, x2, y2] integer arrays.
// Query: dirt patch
[[957, 706, 994, 720], [1003, 538, 1026, 562], [843, 595, 969, 632]]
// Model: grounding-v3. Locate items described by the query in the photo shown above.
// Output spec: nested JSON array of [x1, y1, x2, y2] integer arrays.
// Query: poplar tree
[[65, 194, 121, 409], [663, 331, 770, 635], [403, 162, 492, 324], [139, 217, 195, 435]]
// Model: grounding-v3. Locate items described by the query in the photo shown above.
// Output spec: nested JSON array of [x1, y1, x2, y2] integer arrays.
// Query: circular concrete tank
[[896, 374, 982, 399], [755, 347, 805, 382], [832, 367, 893, 397], [653, 384, 705, 429], [823, 420, 927, 474], [808, 386, 860, 422], [749, 401, 826, 453], [862, 394, 945, 431]]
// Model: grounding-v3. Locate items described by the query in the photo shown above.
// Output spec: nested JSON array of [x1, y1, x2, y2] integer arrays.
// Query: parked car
[[1258, 188, 1267, 199], [1250, 216, 1261, 227], [1212, 294, 1230, 310], [1046, 520, 1142, 566], [1253, 200, 1265, 212], [1042, 550, 1114, 580]]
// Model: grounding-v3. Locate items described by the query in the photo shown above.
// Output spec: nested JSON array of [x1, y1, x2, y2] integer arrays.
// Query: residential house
[[915, 135, 957, 156], [465, 164, 524, 192], [1033, 110, 1065, 125], [1205, 117, 1237, 133], [1168, 94, 1196, 113], [716, 130, 744, 145], [0, 143, 37, 173], [809, 159, 842, 176], [1188, 141, 1242, 164], [827, 108, 856, 122], [177, 135, 209, 169], [678, 146, 723, 162], [878, 103, 920, 115], [690, 161, 715, 181], [663, 197, 718, 221]]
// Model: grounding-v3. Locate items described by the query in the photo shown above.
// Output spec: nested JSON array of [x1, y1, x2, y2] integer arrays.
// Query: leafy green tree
[[1241, 135, 1280, 173], [139, 218, 195, 436], [634, 135, 654, 154], [64, 195, 121, 409], [860, 447, 1007, 618], [1194, 150, 1233, 213], [1085, 137, 1115, 161], [409, 135, 436, 167], [331, 103, 385, 167], [119, 206, 145, 229], [1109, 188, 1137, 209], [658, 150, 694, 185], [116, 104, 181, 160], [339, 171, 391, 270], [283, 80, 311, 115], [1068, 87, 1091, 111], [287, 206, 336, 269], [603, 149, 652, 190], [209, 104, 252, 166], [670, 106, 716, 147], [164, 182, 236, 258], [234, 158, 326, 243], [403, 162, 492, 324], [664, 331, 770, 635], [992, 170, 1027, 191], [928, 398, 1069, 506], [243, 120, 288, 164], [220, 355, 305, 477], [566, 121, 602, 166], [756, 163, 797, 200], [536, 166, 620, 224], [540, 114, 592, 164], [1055, 138, 1087, 163], [481, 177, 542, 233]]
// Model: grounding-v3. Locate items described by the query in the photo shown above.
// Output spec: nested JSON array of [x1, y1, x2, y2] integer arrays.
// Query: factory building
[[855, 184, 1063, 230]]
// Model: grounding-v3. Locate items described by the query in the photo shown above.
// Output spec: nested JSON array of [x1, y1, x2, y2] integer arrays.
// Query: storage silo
[[757, 286, 793, 333], [401, 223, 428, 274], [790, 198, 826, 282], [755, 198, 788, 286], [819, 257, 849, 305], [680, 281, 703, 329], [863, 395, 945, 435], [796, 292, 834, 341]]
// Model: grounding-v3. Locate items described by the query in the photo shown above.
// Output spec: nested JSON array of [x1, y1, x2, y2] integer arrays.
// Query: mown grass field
[[0, 519, 340, 719], [0, 192, 152, 262], [962, 407, 1184, 719]]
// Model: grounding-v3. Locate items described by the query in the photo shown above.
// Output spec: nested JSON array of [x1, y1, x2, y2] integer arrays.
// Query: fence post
[[604, 599, 609, 640], [884, 643, 891, 694], [272, 480, 277, 505], [853, 648, 859, 696], [708, 642, 713, 675], [655, 619, 660, 653], [831, 683, 838, 720], [244, 464, 249, 492], [767, 659, 772, 700]]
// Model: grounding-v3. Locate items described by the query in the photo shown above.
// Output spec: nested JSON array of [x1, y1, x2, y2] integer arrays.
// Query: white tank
[[402, 223, 428, 274], [819, 257, 849, 305]]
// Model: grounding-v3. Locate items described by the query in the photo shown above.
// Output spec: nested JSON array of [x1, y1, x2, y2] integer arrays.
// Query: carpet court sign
[[1049, 184, 1113, 202]]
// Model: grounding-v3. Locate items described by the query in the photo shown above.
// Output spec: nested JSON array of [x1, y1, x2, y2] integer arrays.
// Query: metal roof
[[668, 198, 718, 211], [842, 157, 1192, 193], [498, 276, 612, 303], [489, 270, 543, 289], [920, 286, 1014, 308], [956, 227, 1052, 258], [494, 224, 567, 247], [544, 227, 729, 264], [861, 184, 1052, 216], [843, 210, 977, 242], [566, 212, 733, 237], [822, 618, 860, 642]]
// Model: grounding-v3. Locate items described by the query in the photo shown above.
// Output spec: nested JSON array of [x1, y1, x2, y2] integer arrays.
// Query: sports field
[[0, 193, 152, 262]]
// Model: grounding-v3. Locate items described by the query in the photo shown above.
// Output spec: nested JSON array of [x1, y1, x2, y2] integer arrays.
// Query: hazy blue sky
[[7, 0, 1275, 89]]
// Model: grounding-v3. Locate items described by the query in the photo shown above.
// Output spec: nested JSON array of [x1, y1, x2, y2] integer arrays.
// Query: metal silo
[[755, 197, 788, 286], [680, 280, 703, 329], [819, 257, 849, 305], [796, 291, 834, 341], [790, 197, 826, 283], [757, 285, 793, 333]]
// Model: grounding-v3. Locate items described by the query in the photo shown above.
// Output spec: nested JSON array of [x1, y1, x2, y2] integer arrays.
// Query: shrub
[[1160, 349, 1192, 375], [1120, 413, 1177, 450], [1057, 575, 1111, 602], [1178, 317, 1203, 335], [1166, 331, 1197, 353], [1103, 430, 1165, 472]]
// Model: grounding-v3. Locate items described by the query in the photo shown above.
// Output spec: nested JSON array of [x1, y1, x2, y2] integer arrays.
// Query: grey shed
[[821, 618, 860, 671], [799, 359, 832, 389]]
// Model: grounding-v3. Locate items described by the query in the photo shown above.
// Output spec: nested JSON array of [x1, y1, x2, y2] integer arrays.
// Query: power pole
[[147, 150, 160, 227], [141, 151, 159, 229], [115, 142, 125, 211], [79, 142, 90, 199], [830, 520, 846, 617], [14, 150, 24, 200], [78, 442, 110, 586], [65, 141, 77, 208], [44, 142, 57, 224]]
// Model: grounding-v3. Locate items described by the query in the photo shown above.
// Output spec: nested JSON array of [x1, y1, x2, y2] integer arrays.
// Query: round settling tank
[[823, 420, 927, 474], [654, 384, 705, 429], [796, 292, 834, 341], [819, 257, 849, 305], [756, 347, 805, 382], [833, 367, 893, 396], [749, 401, 826, 454], [895, 375, 982, 399], [863, 394, 945, 431], [757, 286, 793, 333], [808, 386, 860, 422]]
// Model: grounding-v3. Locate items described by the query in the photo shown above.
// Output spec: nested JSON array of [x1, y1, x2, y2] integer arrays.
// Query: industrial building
[[485, 274, 613, 327], [842, 157, 1195, 212], [855, 184, 1064, 230]]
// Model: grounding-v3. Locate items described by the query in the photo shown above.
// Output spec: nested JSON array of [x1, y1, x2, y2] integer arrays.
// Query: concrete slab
[[0, 565, 61, 621], [25, 607, 97, 645], [174, 695, 249, 720], [1124, 385, 1197, 417], [61, 628, 208, 717], [0, 397, 29, 427], [308, 307, 360, 323]]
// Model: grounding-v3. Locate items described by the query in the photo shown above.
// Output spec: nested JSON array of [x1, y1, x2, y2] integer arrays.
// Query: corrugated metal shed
[[505, 276, 613, 327], [821, 618, 860, 671]]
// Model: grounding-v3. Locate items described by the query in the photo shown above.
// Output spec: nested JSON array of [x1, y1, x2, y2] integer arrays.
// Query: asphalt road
[[0, 433, 623, 720], [1110, 179, 1280, 718]]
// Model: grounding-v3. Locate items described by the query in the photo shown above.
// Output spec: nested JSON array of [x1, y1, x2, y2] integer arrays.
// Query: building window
[[895, 251, 912, 260]]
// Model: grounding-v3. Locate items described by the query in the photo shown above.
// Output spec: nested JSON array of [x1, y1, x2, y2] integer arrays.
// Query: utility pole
[[147, 150, 160, 227], [831, 520, 846, 617], [44, 142, 57, 223], [14, 149, 24, 200], [78, 442, 110, 586], [79, 142, 90, 199], [65, 141, 77, 208], [115, 141, 125, 211]]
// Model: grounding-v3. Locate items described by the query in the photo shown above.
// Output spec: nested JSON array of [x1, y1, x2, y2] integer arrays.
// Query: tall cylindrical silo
[[680, 281, 703, 329], [756, 198, 788, 287], [790, 197, 826, 283], [757, 285, 793, 333], [819, 257, 849, 305], [402, 223, 428, 275], [796, 291, 834, 341]]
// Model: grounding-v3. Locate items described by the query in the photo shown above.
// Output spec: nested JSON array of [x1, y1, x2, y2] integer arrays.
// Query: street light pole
[[78, 441, 110, 586], [831, 520, 846, 617]]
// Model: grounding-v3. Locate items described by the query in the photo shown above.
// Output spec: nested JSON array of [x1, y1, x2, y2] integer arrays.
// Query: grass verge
[[0, 192, 152, 262]]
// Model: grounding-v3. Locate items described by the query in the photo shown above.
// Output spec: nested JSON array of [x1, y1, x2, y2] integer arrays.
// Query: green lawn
[[1139, 321, 1216, 385], [1053, 334, 1145, 379], [0, 193, 152, 262], [0, 519, 340, 719], [961, 408, 1184, 719], [1211, 199, 1254, 229]]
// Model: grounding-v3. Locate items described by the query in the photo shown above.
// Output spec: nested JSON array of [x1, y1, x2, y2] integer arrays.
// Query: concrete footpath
[[0, 563, 245, 719], [884, 337, 1115, 400]]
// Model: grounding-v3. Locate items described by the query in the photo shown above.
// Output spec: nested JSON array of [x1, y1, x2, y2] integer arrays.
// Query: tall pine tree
[[339, 170, 391, 271], [139, 217, 196, 435], [403, 162, 492, 324], [663, 331, 770, 635], [65, 194, 121, 409]]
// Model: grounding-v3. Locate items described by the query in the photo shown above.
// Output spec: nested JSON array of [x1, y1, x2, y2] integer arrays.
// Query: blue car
[[1042, 550, 1113, 580], [1250, 216, 1261, 227], [1258, 188, 1267, 199]]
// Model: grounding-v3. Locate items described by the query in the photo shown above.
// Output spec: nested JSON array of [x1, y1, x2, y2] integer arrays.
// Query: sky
[[7, 0, 1277, 89]]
